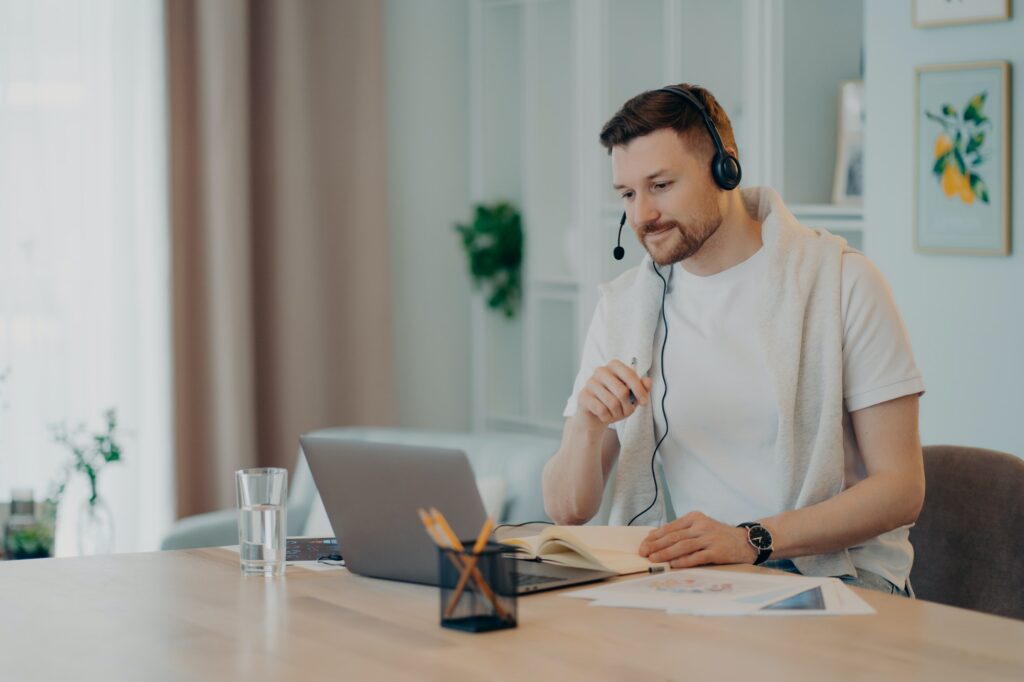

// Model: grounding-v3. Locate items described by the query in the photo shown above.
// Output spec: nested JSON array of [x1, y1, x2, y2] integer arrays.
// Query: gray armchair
[[908, 444, 1024, 620], [160, 453, 316, 550]]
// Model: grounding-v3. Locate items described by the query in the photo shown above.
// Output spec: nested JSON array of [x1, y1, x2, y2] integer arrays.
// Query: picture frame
[[833, 80, 865, 206], [914, 61, 1011, 255], [913, 0, 1011, 27]]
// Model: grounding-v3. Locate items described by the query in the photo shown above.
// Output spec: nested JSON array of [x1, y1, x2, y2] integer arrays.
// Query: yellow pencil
[[445, 517, 495, 618], [429, 507, 465, 551], [417, 508, 448, 548], [472, 517, 494, 554], [431, 509, 507, 620]]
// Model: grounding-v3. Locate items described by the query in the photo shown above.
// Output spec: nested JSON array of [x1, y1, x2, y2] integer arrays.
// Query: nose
[[632, 192, 660, 228]]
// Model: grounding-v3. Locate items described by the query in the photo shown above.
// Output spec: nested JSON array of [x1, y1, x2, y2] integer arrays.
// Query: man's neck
[[679, 192, 763, 277]]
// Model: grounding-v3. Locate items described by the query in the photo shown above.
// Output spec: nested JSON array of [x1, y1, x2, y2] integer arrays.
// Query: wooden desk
[[1, 548, 1021, 680]]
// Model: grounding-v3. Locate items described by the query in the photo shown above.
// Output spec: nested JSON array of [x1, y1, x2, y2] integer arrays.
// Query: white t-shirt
[[563, 247, 925, 586]]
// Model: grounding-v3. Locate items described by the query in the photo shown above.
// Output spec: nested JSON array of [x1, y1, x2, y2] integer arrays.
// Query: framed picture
[[914, 61, 1011, 255], [913, 0, 1011, 27], [833, 80, 865, 206]]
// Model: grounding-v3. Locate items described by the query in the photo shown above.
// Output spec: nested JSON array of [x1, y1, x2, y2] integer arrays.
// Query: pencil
[[429, 507, 465, 551], [419, 507, 470, 578], [431, 508, 507, 620], [444, 516, 495, 618], [417, 508, 448, 548], [472, 517, 495, 554]]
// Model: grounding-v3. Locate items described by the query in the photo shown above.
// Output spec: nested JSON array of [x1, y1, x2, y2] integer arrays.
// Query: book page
[[545, 526, 654, 555], [502, 525, 655, 574], [498, 534, 543, 557]]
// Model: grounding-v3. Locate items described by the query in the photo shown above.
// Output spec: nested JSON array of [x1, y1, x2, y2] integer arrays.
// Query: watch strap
[[738, 522, 773, 566]]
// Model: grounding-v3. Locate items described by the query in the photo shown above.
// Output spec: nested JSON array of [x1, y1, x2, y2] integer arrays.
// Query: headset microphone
[[613, 212, 626, 260]]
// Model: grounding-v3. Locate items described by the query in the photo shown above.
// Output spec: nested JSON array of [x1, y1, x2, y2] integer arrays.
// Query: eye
[[620, 190, 634, 200], [653, 181, 671, 191]]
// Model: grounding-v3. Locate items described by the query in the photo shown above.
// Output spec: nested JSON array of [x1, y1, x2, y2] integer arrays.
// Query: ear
[[724, 145, 739, 160]]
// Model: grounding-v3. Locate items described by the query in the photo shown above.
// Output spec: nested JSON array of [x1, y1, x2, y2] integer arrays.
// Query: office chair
[[909, 444, 1024, 620]]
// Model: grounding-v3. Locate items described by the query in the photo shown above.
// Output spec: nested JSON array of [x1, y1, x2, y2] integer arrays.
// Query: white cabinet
[[469, 0, 863, 436]]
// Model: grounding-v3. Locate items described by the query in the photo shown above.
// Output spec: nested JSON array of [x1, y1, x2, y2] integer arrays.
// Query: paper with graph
[[565, 568, 874, 616]]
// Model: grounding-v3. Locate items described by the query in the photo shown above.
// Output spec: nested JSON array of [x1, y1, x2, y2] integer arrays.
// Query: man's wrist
[[737, 522, 774, 565], [569, 410, 609, 441], [736, 527, 759, 564]]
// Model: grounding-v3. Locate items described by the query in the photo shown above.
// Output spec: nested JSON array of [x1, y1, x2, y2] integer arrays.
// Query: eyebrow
[[612, 169, 670, 191]]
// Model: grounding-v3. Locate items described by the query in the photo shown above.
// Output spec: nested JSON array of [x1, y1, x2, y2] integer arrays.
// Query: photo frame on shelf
[[914, 61, 1011, 255], [913, 0, 1011, 28], [833, 80, 865, 206]]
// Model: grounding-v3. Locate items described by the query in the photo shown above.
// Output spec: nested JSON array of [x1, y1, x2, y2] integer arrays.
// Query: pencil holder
[[439, 542, 517, 633]]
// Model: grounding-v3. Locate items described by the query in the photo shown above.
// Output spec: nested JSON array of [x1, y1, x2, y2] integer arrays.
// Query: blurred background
[[0, 0, 1021, 556]]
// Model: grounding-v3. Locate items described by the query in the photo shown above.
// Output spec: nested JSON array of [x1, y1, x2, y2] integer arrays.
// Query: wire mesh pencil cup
[[438, 542, 517, 632]]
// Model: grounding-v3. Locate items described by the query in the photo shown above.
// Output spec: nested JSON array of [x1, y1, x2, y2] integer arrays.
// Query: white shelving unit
[[469, 0, 864, 437]]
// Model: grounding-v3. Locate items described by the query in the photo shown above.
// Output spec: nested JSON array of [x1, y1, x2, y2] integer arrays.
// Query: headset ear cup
[[713, 154, 742, 190]]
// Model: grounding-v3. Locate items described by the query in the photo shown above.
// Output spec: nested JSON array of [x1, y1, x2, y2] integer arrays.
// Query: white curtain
[[0, 0, 172, 554]]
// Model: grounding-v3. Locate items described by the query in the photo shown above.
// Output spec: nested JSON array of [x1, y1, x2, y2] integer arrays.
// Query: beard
[[641, 209, 723, 266]]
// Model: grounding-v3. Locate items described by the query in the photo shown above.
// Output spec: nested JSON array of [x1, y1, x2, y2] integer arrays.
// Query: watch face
[[748, 525, 773, 550]]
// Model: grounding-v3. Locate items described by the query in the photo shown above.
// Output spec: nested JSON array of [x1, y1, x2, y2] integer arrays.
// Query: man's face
[[611, 128, 723, 266]]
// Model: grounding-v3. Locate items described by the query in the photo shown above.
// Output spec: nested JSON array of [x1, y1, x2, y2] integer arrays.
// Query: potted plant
[[49, 408, 123, 555], [455, 202, 523, 319]]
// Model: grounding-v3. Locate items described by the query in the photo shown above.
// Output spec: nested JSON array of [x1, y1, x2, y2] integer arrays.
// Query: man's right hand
[[576, 359, 653, 432]]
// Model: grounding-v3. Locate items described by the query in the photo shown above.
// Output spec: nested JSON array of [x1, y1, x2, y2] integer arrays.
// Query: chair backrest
[[909, 445, 1024, 620]]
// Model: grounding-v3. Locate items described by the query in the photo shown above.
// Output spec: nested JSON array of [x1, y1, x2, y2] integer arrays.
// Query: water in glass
[[239, 503, 285, 576]]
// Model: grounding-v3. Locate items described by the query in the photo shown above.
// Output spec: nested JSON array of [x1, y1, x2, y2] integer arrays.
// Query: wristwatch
[[737, 522, 774, 565]]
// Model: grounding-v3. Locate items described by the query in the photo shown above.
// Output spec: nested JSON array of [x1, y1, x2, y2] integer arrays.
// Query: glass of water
[[236, 467, 288, 577]]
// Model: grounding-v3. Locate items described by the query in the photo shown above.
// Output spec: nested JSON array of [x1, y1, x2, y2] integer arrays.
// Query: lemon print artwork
[[926, 92, 991, 205]]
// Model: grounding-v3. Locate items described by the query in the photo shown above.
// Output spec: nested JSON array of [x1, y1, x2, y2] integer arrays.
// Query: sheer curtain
[[0, 0, 172, 554]]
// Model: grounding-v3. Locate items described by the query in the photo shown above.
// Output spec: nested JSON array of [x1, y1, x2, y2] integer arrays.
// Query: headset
[[615, 85, 741, 526], [613, 85, 742, 261]]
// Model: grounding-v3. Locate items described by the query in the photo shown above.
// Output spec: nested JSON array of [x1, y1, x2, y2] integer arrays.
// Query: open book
[[499, 525, 656, 575]]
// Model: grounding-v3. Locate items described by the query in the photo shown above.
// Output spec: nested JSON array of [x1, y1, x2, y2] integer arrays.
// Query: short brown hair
[[598, 83, 738, 161]]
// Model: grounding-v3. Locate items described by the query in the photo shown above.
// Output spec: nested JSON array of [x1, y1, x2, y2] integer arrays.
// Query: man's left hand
[[638, 511, 759, 567]]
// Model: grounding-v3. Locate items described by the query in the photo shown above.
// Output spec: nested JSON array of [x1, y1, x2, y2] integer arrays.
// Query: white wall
[[864, 0, 1023, 457], [386, 0, 473, 430]]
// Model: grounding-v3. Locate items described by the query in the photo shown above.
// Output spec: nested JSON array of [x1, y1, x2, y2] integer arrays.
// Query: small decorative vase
[[77, 496, 114, 555]]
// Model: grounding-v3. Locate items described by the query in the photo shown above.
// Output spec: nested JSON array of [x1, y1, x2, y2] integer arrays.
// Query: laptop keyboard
[[516, 572, 563, 588]]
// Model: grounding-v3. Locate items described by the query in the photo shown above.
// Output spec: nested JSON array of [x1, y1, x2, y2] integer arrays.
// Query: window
[[0, 0, 172, 554]]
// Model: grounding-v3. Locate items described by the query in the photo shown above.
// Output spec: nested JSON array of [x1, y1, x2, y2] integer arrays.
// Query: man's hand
[[638, 511, 760, 567], [576, 359, 653, 432]]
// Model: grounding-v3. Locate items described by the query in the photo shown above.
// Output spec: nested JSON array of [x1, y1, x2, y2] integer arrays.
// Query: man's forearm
[[761, 470, 925, 559], [542, 416, 611, 525]]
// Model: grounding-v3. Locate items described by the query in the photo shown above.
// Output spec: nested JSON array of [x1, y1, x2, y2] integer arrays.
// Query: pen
[[629, 357, 638, 405], [648, 563, 670, 574]]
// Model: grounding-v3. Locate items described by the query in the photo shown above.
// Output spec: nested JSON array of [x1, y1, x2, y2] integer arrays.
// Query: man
[[541, 84, 925, 595]]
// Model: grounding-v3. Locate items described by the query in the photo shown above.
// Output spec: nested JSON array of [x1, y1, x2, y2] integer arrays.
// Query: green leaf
[[969, 174, 990, 204], [953, 147, 967, 175], [963, 92, 987, 123], [965, 132, 985, 155], [454, 202, 523, 318], [932, 152, 949, 176], [942, 104, 958, 118], [925, 110, 953, 130]]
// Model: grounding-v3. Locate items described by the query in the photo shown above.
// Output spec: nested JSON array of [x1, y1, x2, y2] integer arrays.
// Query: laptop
[[299, 434, 615, 594]]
